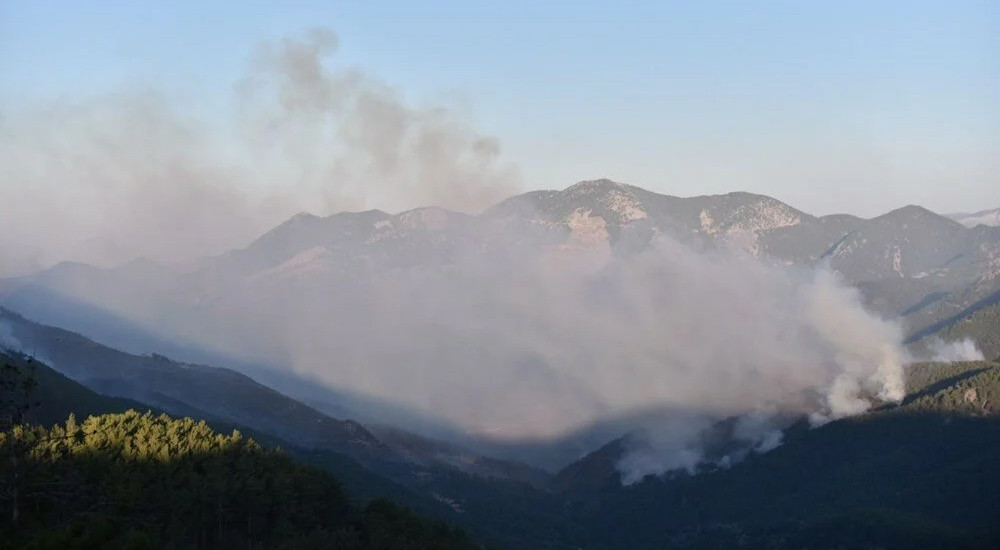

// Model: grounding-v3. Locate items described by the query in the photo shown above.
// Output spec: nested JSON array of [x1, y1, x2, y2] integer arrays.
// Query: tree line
[[0, 353, 484, 549]]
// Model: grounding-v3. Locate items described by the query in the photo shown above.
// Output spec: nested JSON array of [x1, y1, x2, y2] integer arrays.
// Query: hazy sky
[[2, 0, 997, 217]]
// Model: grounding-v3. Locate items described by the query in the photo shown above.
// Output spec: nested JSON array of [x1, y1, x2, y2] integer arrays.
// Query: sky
[[1, 0, 997, 217]]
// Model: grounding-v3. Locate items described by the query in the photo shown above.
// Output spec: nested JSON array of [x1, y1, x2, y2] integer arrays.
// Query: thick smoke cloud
[[0, 94, 277, 276], [0, 28, 519, 277], [0, 27, 910, 481], [19, 211, 908, 477], [239, 28, 519, 214]]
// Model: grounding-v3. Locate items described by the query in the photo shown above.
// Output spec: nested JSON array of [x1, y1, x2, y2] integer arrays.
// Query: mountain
[[3, 179, 999, 469], [918, 302, 1000, 361], [949, 207, 1000, 228], [7, 344, 1000, 549], [6, 204, 1000, 548], [7, 181, 996, 347]]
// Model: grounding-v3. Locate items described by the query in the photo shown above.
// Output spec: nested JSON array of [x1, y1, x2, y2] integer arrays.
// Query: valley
[[3, 182, 999, 548]]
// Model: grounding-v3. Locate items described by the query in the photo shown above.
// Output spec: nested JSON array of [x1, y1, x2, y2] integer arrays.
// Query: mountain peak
[[879, 204, 937, 219], [564, 179, 627, 195], [288, 211, 319, 222], [873, 204, 963, 229]]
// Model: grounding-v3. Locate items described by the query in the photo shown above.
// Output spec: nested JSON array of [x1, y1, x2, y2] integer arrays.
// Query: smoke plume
[[0, 28, 519, 277], [0, 27, 911, 481], [0, 321, 19, 352], [6, 205, 909, 477], [926, 338, 985, 362]]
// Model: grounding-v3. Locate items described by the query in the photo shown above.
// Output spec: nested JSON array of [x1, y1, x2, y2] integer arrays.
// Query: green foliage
[[0, 411, 480, 549], [904, 361, 1000, 415]]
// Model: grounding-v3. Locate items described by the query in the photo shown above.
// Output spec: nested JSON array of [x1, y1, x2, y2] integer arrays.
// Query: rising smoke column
[[161, 219, 908, 479], [0, 26, 911, 483], [0, 28, 520, 277]]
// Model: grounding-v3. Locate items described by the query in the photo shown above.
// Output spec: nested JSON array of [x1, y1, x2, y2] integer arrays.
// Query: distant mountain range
[[3, 180, 1000, 548], [948, 207, 1000, 228], [2, 181, 999, 460], [4, 179, 997, 356]]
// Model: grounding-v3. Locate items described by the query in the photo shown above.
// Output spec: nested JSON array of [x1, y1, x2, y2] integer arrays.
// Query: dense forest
[[0, 352, 482, 549]]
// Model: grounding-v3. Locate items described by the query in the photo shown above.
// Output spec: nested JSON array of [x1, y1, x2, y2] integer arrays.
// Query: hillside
[[0, 308, 555, 494], [0, 408, 481, 549], [1, 349, 483, 549], [0, 307, 383, 453], [949, 208, 1000, 228], [0, 349, 148, 427], [0, 348, 576, 550], [921, 303, 1000, 361], [556, 361, 1000, 549], [6, 328, 1000, 548]]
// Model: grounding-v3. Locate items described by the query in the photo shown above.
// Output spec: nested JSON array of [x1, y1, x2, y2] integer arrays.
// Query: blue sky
[[2, 0, 997, 216]]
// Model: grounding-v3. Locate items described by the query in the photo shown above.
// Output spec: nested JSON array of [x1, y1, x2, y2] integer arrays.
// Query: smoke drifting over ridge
[[0, 28, 519, 277], [5, 203, 910, 478], [926, 338, 985, 363], [1, 27, 915, 481]]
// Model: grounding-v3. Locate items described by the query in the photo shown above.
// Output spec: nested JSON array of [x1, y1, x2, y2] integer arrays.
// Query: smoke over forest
[[0, 28, 963, 481]]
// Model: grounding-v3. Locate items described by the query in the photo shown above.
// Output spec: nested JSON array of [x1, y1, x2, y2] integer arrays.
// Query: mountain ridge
[[3, 179, 999, 479]]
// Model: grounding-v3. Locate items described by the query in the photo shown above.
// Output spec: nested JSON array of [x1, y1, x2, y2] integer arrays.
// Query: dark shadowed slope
[[1, 307, 382, 452], [554, 360, 1000, 549]]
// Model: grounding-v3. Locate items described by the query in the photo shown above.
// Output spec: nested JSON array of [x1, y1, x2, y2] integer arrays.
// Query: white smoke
[[0, 321, 19, 352], [0, 320, 54, 367], [0, 26, 911, 482], [22, 213, 908, 478], [926, 337, 985, 362], [0, 28, 519, 277]]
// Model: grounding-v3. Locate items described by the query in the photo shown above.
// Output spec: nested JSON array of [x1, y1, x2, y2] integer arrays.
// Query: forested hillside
[[6, 352, 1000, 549], [928, 303, 1000, 361], [0, 352, 483, 549]]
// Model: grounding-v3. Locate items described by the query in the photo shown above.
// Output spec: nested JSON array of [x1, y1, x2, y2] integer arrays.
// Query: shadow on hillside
[[907, 287, 1000, 343], [577, 409, 1000, 550], [902, 368, 990, 405], [900, 291, 949, 317]]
